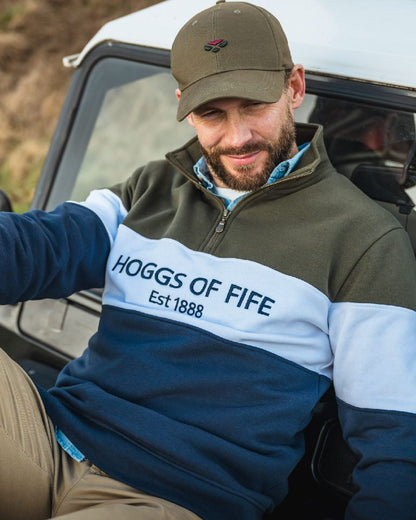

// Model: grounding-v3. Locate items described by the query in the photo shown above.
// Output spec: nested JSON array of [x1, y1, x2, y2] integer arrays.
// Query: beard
[[201, 105, 297, 191]]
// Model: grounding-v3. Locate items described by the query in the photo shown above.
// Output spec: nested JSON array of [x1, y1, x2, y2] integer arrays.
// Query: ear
[[176, 88, 196, 127], [288, 65, 306, 110]]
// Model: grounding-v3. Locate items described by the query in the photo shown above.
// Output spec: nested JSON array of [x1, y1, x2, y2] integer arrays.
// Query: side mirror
[[0, 189, 13, 212]]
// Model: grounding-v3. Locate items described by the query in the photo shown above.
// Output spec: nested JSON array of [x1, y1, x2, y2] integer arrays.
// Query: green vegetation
[[0, 6, 24, 31], [0, 160, 41, 213], [0, 0, 161, 212]]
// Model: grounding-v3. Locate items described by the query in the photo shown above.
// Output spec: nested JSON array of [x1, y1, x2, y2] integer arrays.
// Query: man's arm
[[0, 188, 127, 304], [329, 227, 416, 519]]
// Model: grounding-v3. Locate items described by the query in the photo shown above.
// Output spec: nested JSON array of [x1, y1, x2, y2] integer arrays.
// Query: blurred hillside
[[0, 0, 162, 212]]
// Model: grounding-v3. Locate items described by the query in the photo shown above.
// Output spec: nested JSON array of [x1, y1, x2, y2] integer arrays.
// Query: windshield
[[46, 57, 195, 210]]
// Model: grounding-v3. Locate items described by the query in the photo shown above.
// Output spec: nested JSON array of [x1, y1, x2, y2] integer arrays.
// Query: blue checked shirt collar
[[193, 142, 310, 210]]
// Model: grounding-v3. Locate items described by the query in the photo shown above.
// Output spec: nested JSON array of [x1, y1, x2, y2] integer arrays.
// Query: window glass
[[297, 94, 415, 171], [46, 58, 195, 210], [296, 93, 416, 248]]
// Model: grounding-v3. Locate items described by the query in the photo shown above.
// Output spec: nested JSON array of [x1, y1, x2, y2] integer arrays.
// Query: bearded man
[[1, 2, 416, 520]]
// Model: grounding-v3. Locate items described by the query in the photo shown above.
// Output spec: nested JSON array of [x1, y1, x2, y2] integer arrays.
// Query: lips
[[224, 151, 262, 166]]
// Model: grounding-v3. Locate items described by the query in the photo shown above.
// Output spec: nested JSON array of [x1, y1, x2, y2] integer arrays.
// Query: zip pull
[[215, 209, 230, 233], [206, 208, 231, 252]]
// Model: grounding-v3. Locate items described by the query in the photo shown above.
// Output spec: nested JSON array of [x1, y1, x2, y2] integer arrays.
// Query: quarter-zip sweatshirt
[[1, 124, 416, 520]]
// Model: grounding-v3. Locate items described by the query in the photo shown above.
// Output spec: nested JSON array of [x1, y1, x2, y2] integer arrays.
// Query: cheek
[[254, 116, 282, 140], [196, 127, 223, 150], [191, 117, 228, 149]]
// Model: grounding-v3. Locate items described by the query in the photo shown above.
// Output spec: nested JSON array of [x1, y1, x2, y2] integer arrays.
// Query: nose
[[224, 114, 253, 149]]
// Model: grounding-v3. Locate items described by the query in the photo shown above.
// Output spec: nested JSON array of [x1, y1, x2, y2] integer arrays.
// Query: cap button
[[216, 0, 226, 3]]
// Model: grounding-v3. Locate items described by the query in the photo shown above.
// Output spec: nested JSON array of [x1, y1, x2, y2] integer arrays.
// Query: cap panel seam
[[212, 5, 220, 72], [250, 4, 281, 65]]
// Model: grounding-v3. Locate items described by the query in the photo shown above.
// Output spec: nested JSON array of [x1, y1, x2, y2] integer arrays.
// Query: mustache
[[204, 141, 273, 158]]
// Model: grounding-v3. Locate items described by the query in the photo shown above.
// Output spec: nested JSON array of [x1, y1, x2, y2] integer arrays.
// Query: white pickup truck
[[1, 1, 415, 518]]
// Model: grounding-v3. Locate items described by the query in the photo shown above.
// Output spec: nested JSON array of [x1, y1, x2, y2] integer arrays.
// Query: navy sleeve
[[339, 401, 416, 520], [0, 202, 111, 303]]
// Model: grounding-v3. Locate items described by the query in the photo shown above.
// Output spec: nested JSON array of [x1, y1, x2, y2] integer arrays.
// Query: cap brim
[[176, 69, 286, 121]]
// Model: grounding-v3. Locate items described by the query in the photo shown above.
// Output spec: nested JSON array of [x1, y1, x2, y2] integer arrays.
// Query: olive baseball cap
[[171, 1, 294, 121]]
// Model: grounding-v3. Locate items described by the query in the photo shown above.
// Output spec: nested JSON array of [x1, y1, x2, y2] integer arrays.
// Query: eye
[[201, 110, 217, 118], [203, 108, 221, 117], [194, 107, 222, 121], [245, 101, 265, 111]]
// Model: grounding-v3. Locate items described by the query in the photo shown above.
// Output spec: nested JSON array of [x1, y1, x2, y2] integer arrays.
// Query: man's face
[[187, 93, 298, 191]]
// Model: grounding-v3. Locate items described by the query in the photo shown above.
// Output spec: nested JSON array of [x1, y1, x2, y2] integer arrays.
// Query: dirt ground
[[0, 0, 162, 211]]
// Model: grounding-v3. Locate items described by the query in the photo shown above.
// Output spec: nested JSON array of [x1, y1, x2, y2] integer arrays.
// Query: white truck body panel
[[71, 0, 416, 90]]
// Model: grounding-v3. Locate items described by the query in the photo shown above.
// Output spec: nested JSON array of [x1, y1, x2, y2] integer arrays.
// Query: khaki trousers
[[0, 348, 202, 520]]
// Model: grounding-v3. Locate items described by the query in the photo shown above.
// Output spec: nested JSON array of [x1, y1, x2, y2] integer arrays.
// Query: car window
[[297, 94, 415, 175], [46, 58, 195, 210], [296, 93, 416, 250]]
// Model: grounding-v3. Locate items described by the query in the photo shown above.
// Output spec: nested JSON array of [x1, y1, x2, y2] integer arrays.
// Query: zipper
[[206, 208, 231, 252], [203, 170, 313, 252], [165, 155, 233, 251], [215, 208, 230, 233], [165, 152, 314, 252]]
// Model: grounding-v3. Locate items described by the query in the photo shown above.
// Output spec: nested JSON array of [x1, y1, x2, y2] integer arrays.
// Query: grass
[[0, 6, 25, 32], [0, 160, 42, 213]]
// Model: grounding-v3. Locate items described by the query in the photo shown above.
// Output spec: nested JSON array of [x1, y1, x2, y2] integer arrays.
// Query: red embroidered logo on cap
[[204, 39, 228, 52]]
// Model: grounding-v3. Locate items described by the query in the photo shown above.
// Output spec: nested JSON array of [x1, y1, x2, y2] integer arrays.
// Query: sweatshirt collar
[[193, 143, 310, 209]]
